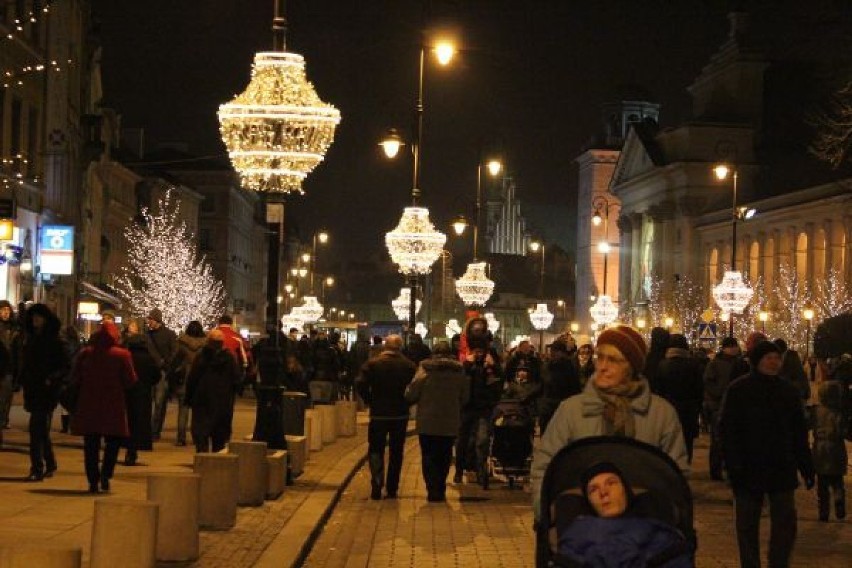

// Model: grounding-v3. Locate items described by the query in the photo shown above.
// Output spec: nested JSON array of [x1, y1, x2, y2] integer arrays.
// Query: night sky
[[91, 1, 733, 260]]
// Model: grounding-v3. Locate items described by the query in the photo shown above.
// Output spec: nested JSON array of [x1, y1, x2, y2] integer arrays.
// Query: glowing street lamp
[[803, 307, 815, 360], [758, 310, 769, 333]]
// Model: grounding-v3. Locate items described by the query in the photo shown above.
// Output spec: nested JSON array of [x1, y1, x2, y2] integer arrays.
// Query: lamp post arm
[[474, 162, 481, 260], [412, 46, 425, 204], [731, 170, 738, 271]]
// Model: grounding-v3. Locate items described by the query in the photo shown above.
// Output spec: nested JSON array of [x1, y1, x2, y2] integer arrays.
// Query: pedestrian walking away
[[703, 336, 749, 480], [147, 308, 178, 441], [655, 334, 704, 464], [122, 319, 159, 464], [171, 321, 207, 447], [811, 379, 848, 521], [356, 334, 416, 500], [0, 300, 20, 447]]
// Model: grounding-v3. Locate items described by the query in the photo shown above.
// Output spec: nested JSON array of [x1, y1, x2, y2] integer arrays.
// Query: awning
[[80, 281, 123, 309]]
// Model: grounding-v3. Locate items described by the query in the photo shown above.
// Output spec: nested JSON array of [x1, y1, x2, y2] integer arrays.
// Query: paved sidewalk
[[0, 396, 370, 567]]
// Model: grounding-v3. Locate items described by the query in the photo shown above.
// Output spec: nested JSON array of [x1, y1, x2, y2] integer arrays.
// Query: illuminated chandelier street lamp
[[281, 311, 305, 332], [590, 195, 618, 328], [711, 164, 755, 336], [485, 312, 500, 334], [452, 157, 502, 306], [529, 303, 554, 352], [415, 322, 429, 339], [392, 287, 422, 322], [445, 318, 462, 338], [382, 31, 455, 340]]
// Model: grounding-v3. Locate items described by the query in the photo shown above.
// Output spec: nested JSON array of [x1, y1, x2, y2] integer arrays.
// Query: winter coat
[[403, 341, 432, 366], [506, 350, 541, 383], [185, 344, 242, 437], [702, 351, 747, 413], [811, 380, 848, 476], [719, 370, 815, 494], [644, 328, 670, 394], [356, 350, 416, 419], [655, 348, 704, 441], [123, 333, 157, 450], [404, 356, 469, 436], [0, 316, 19, 378], [146, 324, 177, 371], [463, 352, 505, 416], [174, 334, 207, 382], [779, 348, 810, 401], [311, 339, 341, 382], [531, 378, 688, 519], [19, 311, 70, 413], [539, 352, 582, 417], [558, 516, 692, 568], [125, 334, 161, 386], [70, 324, 137, 437], [216, 324, 249, 370]]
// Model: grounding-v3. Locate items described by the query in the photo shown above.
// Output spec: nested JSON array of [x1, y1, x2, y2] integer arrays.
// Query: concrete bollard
[[0, 545, 81, 568], [228, 440, 269, 506], [305, 409, 323, 451], [318, 403, 337, 444], [266, 450, 288, 499], [193, 453, 239, 530], [336, 400, 358, 437], [147, 473, 201, 562], [90, 499, 158, 568], [285, 435, 307, 477]]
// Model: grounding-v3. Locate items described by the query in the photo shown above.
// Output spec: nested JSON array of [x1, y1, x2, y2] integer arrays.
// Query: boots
[[60, 415, 70, 434], [836, 500, 846, 520]]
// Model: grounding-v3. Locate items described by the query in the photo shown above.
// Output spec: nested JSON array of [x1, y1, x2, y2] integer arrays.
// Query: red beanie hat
[[744, 331, 767, 354], [596, 325, 647, 374]]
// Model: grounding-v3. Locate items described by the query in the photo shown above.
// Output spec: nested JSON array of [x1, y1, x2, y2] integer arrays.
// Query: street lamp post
[[758, 310, 769, 333], [590, 196, 618, 328], [529, 240, 545, 298], [309, 230, 329, 293], [321, 275, 334, 305], [803, 307, 815, 361]]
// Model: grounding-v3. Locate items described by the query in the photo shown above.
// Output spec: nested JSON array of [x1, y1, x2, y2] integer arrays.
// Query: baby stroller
[[536, 436, 696, 567], [490, 399, 535, 488]]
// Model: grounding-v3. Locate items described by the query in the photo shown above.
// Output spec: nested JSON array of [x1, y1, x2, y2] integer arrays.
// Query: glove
[[803, 473, 816, 490]]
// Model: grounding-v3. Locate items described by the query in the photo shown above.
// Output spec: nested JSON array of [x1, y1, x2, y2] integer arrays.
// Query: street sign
[[698, 322, 717, 347], [40, 225, 75, 275]]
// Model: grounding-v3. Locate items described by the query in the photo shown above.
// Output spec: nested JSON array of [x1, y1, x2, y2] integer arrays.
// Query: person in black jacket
[[309, 334, 341, 403], [356, 334, 416, 500], [655, 334, 704, 464], [643, 327, 670, 394], [537, 339, 581, 435], [0, 300, 20, 442], [719, 340, 815, 568], [122, 319, 160, 464]]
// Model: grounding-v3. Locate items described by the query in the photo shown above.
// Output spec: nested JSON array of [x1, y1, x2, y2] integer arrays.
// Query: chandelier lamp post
[[308, 230, 329, 293], [758, 309, 769, 333], [484, 312, 500, 335], [445, 318, 462, 338], [590, 195, 618, 328], [452, 157, 501, 307], [382, 32, 455, 341], [392, 287, 422, 322], [711, 164, 755, 336], [803, 307, 815, 361], [529, 303, 554, 352], [529, 240, 545, 298]]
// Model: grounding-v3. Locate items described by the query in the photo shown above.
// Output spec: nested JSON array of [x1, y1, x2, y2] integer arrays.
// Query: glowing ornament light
[[590, 295, 619, 327], [392, 288, 422, 321], [281, 312, 305, 332], [455, 261, 495, 306], [385, 207, 446, 276], [218, 51, 341, 194], [712, 270, 754, 315], [484, 312, 500, 334], [415, 322, 429, 339], [529, 303, 554, 331], [297, 295, 324, 323], [445, 318, 462, 338]]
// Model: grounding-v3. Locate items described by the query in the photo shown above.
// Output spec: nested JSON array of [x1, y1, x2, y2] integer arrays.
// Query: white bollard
[[193, 453, 239, 529], [336, 400, 358, 437], [266, 450, 288, 499], [318, 404, 337, 444], [147, 473, 201, 562], [0, 545, 81, 568], [285, 435, 307, 477], [305, 409, 323, 451], [228, 440, 269, 506], [90, 499, 158, 568]]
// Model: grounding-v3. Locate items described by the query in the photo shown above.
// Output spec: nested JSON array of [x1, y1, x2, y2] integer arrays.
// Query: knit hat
[[596, 325, 647, 374], [580, 461, 634, 504], [0, 300, 11, 310], [748, 340, 781, 367], [147, 308, 163, 324], [720, 336, 739, 349], [744, 331, 767, 355]]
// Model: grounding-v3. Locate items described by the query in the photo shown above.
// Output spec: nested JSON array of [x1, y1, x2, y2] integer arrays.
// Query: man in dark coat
[[655, 334, 704, 464], [0, 299, 19, 441], [719, 340, 815, 568], [773, 338, 810, 403], [356, 334, 416, 500], [403, 333, 432, 366], [146, 308, 177, 441], [18, 304, 70, 481], [538, 339, 581, 434], [310, 333, 341, 403], [703, 336, 748, 480], [505, 340, 541, 384], [122, 320, 160, 463]]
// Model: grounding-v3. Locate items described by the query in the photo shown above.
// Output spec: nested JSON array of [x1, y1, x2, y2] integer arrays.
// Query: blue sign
[[40, 225, 75, 275], [697, 323, 717, 346]]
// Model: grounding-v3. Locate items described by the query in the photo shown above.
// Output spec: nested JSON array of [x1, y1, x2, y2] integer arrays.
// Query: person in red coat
[[70, 321, 137, 493]]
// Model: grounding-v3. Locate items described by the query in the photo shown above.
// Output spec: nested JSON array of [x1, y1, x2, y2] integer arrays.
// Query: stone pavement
[[0, 394, 371, 567]]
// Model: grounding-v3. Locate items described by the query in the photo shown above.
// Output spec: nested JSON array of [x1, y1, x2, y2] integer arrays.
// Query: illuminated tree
[[671, 275, 704, 335], [814, 266, 852, 319], [809, 81, 852, 168], [114, 189, 226, 330], [645, 274, 667, 328], [768, 262, 812, 351]]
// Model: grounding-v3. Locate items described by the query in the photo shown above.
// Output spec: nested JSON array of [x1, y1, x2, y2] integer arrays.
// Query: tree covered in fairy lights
[[814, 266, 852, 320], [113, 189, 226, 330], [671, 274, 704, 335], [765, 262, 812, 351]]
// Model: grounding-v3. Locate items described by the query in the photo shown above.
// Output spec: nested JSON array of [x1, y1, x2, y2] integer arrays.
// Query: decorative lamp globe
[[218, 52, 341, 194], [281, 312, 304, 332], [712, 270, 754, 315], [414, 322, 429, 339], [298, 295, 324, 323], [529, 303, 554, 331], [484, 312, 500, 334], [445, 318, 462, 338], [391, 288, 422, 321], [455, 262, 495, 306], [590, 295, 619, 326], [385, 207, 447, 275]]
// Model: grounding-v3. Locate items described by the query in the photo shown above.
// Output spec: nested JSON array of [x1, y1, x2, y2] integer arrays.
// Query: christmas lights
[[385, 207, 446, 275], [391, 287, 422, 321], [455, 261, 494, 306]]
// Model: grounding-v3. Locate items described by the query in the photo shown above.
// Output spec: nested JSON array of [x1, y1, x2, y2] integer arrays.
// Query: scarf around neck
[[593, 379, 646, 437]]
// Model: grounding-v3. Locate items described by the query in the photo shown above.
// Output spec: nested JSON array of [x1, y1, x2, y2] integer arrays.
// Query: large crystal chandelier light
[[529, 303, 554, 331], [297, 295, 324, 323], [385, 207, 447, 276], [590, 295, 619, 327], [219, 52, 340, 194], [392, 288, 422, 321], [281, 312, 305, 332], [712, 270, 754, 315], [415, 322, 429, 339], [484, 312, 500, 334], [455, 261, 495, 306], [445, 318, 462, 338]]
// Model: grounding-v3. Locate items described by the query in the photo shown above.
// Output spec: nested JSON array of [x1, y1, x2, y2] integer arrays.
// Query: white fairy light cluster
[[445, 318, 462, 338], [529, 303, 554, 331], [114, 189, 226, 331], [219, 52, 341, 194], [385, 207, 447, 276], [455, 261, 495, 306], [391, 287, 422, 321], [590, 295, 618, 327]]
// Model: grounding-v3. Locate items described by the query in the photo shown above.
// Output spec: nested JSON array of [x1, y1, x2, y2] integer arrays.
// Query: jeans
[[419, 434, 454, 500], [151, 375, 168, 437], [817, 474, 846, 519], [0, 374, 13, 428], [367, 418, 407, 496], [455, 411, 490, 478], [84, 435, 122, 486], [28, 410, 56, 475], [734, 489, 797, 568]]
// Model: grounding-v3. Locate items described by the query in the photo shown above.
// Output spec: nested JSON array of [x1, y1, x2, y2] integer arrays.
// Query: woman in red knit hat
[[530, 325, 688, 521]]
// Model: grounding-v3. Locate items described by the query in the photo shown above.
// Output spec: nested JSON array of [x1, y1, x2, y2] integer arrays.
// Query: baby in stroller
[[537, 437, 695, 568], [489, 364, 539, 487]]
